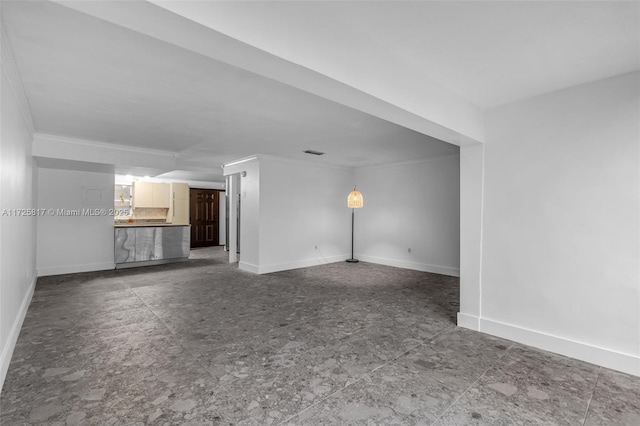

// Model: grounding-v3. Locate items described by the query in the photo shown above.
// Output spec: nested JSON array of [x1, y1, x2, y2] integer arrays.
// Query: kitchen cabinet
[[133, 182, 170, 208], [135, 227, 156, 261], [114, 228, 135, 263], [168, 183, 190, 225], [115, 225, 190, 268], [153, 183, 171, 207], [133, 182, 153, 207]]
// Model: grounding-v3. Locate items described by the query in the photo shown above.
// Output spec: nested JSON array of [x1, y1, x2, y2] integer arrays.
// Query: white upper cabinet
[[133, 182, 170, 208], [169, 183, 190, 225]]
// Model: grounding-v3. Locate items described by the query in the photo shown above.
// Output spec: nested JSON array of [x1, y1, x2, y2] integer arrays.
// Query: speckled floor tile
[[283, 328, 511, 425], [433, 344, 601, 425], [2, 247, 638, 425], [583, 368, 640, 425], [206, 325, 446, 425], [1, 325, 231, 424]]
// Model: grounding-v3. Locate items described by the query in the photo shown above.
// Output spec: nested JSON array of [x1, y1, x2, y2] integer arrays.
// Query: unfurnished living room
[[1, 1, 639, 425]]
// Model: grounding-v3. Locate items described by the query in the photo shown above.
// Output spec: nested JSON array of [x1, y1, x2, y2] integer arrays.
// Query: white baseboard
[[241, 254, 459, 277], [0, 275, 36, 394], [37, 262, 115, 277], [457, 313, 639, 377], [357, 254, 460, 277], [256, 255, 348, 274], [457, 312, 480, 330], [238, 261, 259, 274]]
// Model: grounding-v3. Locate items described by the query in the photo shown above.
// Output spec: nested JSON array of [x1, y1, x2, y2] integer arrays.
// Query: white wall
[[223, 158, 260, 270], [238, 161, 260, 271], [470, 72, 639, 375], [37, 168, 115, 276], [353, 155, 460, 276], [258, 156, 352, 273], [219, 190, 226, 246], [225, 154, 457, 276], [0, 57, 37, 391], [458, 144, 484, 330]]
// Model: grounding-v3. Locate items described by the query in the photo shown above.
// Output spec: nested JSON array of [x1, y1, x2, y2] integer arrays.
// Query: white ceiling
[[3, 1, 638, 182], [157, 0, 640, 108], [2, 0, 457, 179]]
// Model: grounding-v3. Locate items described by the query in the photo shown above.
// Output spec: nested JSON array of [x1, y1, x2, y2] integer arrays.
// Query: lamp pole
[[346, 186, 362, 263], [347, 207, 358, 263]]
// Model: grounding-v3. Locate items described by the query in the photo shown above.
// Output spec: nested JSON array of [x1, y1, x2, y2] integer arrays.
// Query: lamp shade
[[347, 187, 363, 208]]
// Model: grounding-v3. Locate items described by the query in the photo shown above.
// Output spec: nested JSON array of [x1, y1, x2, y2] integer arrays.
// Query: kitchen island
[[114, 224, 190, 269]]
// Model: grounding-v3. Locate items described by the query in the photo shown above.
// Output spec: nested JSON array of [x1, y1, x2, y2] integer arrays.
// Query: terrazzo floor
[[1, 247, 638, 425]]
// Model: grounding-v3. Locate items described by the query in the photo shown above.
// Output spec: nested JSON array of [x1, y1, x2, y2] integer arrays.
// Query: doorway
[[190, 188, 221, 248]]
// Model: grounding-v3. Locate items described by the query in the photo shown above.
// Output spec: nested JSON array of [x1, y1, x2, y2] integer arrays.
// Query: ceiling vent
[[303, 150, 325, 156]]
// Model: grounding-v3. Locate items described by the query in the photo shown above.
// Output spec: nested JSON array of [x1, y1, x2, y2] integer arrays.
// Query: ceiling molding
[[32, 133, 178, 173], [222, 156, 259, 169], [32, 133, 226, 183], [34, 157, 116, 174], [226, 153, 461, 173], [354, 153, 461, 172], [223, 154, 355, 174], [163, 179, 225, 190], [255, 154, 353, 172], [1, 22, 36, 135], [33, 133, 178, 158]]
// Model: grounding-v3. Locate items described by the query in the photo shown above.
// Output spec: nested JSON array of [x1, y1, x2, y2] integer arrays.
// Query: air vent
[[303, 150, 325, 156]]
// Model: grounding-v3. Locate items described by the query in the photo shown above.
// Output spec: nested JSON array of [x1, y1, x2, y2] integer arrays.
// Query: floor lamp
[[347, 186, 363, 263]]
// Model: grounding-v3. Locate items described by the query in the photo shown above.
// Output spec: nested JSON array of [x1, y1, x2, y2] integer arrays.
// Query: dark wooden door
[[190, 189, 220, 248]]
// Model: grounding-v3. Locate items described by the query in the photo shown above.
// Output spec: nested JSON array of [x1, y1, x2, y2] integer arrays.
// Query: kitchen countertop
[[114, 223, 190, 228]]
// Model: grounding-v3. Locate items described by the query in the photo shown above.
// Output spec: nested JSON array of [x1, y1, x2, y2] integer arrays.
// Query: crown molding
[[33, 133, 178, 158], [1, 22, 36, 135], [255, 154, 353, 172], [222, 155, 259, 168], [354, 152, 460, 172], [222, 153, 460, 174]]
